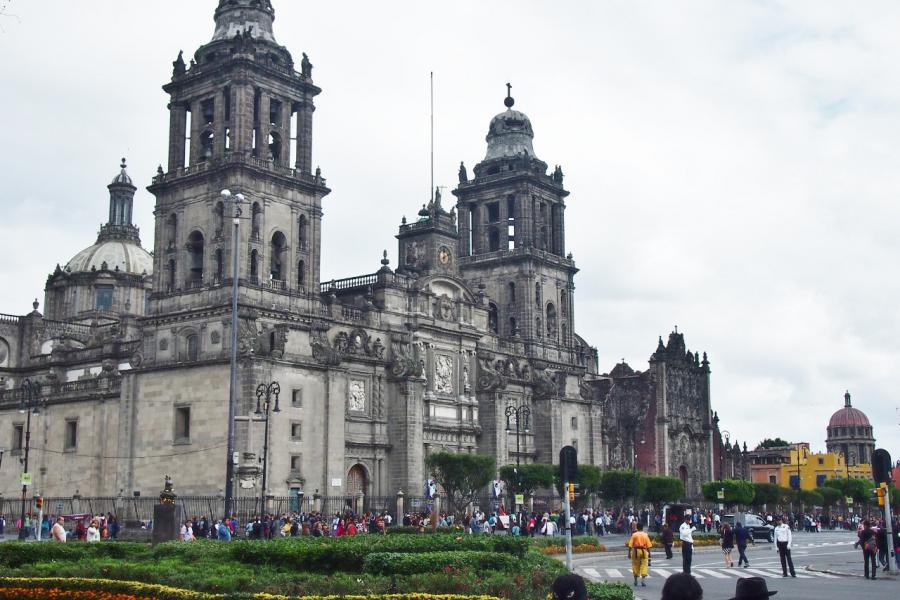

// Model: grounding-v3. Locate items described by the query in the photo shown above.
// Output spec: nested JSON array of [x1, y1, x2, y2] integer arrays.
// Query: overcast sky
[[0, 0, 898, 458]]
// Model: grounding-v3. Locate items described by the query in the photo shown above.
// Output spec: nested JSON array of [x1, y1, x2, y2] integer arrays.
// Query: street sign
[[514, 494, 524, 505], [716, 490, 725, 500], [20, 473, 32, 486], [845, 496, 853, 505]]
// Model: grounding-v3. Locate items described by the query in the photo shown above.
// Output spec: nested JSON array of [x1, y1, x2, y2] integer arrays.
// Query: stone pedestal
[[151, 503, 183, 545]]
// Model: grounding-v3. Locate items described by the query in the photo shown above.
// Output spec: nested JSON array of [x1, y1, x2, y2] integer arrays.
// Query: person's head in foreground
[[551, 574, 587, 600], [661, 572, 703, 600], [728, 577, 777, 600]]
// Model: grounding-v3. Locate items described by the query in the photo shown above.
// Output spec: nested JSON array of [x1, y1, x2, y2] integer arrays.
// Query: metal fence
[[0, 495, 399, 530]]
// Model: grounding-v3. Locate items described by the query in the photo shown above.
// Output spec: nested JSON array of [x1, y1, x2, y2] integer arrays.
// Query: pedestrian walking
[[854, 520, 878, 579], [627, 522, 652, 587], [721, 523, 735, 567], [773, 517, 795, 577], [661, 522, 674, 559], [728, 576, 776, 600], [734, 521, 752, 567], [679, 513, 696, 574]]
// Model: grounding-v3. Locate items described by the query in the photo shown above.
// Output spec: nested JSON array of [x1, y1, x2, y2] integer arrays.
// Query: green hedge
[[531, 535, 599, 548], [363, 551, 519, 575], [586, 582, 634, 600], [0, 542, 152, 568]]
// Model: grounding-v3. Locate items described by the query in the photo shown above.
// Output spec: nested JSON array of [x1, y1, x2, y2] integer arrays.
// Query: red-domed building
[[825, 391, 875, 467]]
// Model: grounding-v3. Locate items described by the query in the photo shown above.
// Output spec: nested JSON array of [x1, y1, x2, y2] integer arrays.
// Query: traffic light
[[568, 483, 576, 502], [35, 496, 43, 511], [875, 484, 886, 507]]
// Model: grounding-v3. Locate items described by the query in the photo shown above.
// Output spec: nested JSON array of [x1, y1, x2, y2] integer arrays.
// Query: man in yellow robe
[[628, 522, 652, 587]]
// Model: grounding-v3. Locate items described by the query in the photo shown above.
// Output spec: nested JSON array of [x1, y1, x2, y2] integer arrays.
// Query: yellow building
[[778, 444, 871, 491]]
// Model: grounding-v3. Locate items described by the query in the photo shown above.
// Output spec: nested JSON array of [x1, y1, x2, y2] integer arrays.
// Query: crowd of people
[[0, 511, 120, 541]]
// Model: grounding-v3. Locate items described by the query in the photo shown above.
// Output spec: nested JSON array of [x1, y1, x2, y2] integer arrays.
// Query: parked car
[[722, 513, 775, 542]]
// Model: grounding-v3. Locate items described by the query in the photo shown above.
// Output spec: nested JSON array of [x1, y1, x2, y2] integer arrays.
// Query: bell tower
[[148, 0, 328, 313], [453, 86, 578, 363]]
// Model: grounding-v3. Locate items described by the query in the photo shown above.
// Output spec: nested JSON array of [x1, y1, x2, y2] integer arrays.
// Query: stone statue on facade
[[301, 52, 313, 78], [458, 161, 468, 183]]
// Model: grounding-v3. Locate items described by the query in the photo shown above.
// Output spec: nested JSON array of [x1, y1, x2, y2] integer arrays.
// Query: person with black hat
[[550, 573, 587, 600], [729, 576, 777, 600]]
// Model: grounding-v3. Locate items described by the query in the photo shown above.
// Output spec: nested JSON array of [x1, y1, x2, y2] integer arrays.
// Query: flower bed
[[538, 543, 607, 555]]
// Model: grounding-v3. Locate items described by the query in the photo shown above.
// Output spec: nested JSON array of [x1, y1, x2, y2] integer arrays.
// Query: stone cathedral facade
[[0, 0, 745, 502]]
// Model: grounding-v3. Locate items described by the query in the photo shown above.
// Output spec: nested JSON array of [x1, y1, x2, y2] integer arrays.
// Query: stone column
[[233, 83, 254, 154], [167, 102, 187, 172], [258, 94, 271, 160], [295, 99, 315, 173], [395, 490, 404, 523], [214, 89, 227, 158], [458, 205, 471, 256], [280, 100, 292, 167], [188, 99, 203, 165]]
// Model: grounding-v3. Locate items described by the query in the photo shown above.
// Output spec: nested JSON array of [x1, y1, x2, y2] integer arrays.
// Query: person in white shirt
[[51, 516, 66, 543], [180, 520, 194, 542], [679, 514, 696, 574], [774, 517, 796, 577], [87, 519, 101, 542]]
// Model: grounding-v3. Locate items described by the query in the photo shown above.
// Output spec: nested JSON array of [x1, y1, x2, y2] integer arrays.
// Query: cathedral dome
[[828, 391, 870, 428], [65, 240, 153, 276], [483, 85, 538, 162], [110, 158, 133, 186]]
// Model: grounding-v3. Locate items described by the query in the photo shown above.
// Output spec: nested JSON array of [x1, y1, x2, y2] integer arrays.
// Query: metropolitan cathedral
[[0, 0, 746, 503]]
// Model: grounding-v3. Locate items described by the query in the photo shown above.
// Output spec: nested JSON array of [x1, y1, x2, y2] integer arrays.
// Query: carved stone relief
[[348, 379, 366, 412], [434, 355, 454, 395], [433, 294, 455, 321]]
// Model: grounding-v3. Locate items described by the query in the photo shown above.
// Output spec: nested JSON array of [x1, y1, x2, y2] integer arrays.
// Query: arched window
[[297, 259, 306, 287], [166, 214, 177, 248], [167, 259, 176, 291], [268, 132, 282, 163], [186, 334, 200, 361], [249, 249, 259, 282], [214, 248, 224, 282], [546, 302, 557, 337], [199, 130, 214, 161], [488, 303, 499, 334], [535, 317, 542, 338], [509, 317, 517, 336], [507, 282, 516, 303], [298, 214, 308, 250], [270, 231, 287, 282], [488, 227, 500, 252], [251, 202, 262, 240], [186, 231, 205, 285], [214, 202, 224, 236]]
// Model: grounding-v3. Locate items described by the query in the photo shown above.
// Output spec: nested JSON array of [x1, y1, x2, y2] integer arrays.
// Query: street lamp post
[[505, 404, 530, 516], [17, 378, 44, 540], [221, 189, 244, 522], [255, 381, 280, 518], [632, 428, 645, 515]]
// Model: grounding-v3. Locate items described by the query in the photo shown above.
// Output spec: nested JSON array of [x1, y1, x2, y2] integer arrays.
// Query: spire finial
[[504, 82, 515, 108], [120, 157, 127, 170], [844, 390, 851, 407]]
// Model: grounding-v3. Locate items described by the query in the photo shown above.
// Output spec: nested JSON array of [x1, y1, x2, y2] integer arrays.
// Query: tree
[[642, 476, 685, 508], [750, 483, 781, 508], [823, 477, 871, 503], [756, 438, 791, 450], [797, 489, 824, 510], [498, 463, 555, 496], [701, 480, 754, 506], [599, 470, 644, 504], [425, 452, 496, 514], [819, 486, 842, 510], [551, 464, 603, 504]]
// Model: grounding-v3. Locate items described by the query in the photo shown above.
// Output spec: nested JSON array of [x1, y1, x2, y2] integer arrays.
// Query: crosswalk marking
[[580, 566, 840, 582], [695, 569, 732, 579]]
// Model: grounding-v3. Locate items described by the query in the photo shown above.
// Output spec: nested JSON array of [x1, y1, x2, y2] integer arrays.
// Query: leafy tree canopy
[[642, 476, 685, 506], [818, 486, 843, 508], [425, 452, 496, 514], [797, 489, 824, 509], [498, 463, 555, 496], [756, 438, 792, 449], [599, 470, 645, 502], [750, 483, 781, 507], [822, 477, 872, 503], [701, 479, 754, 505]]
